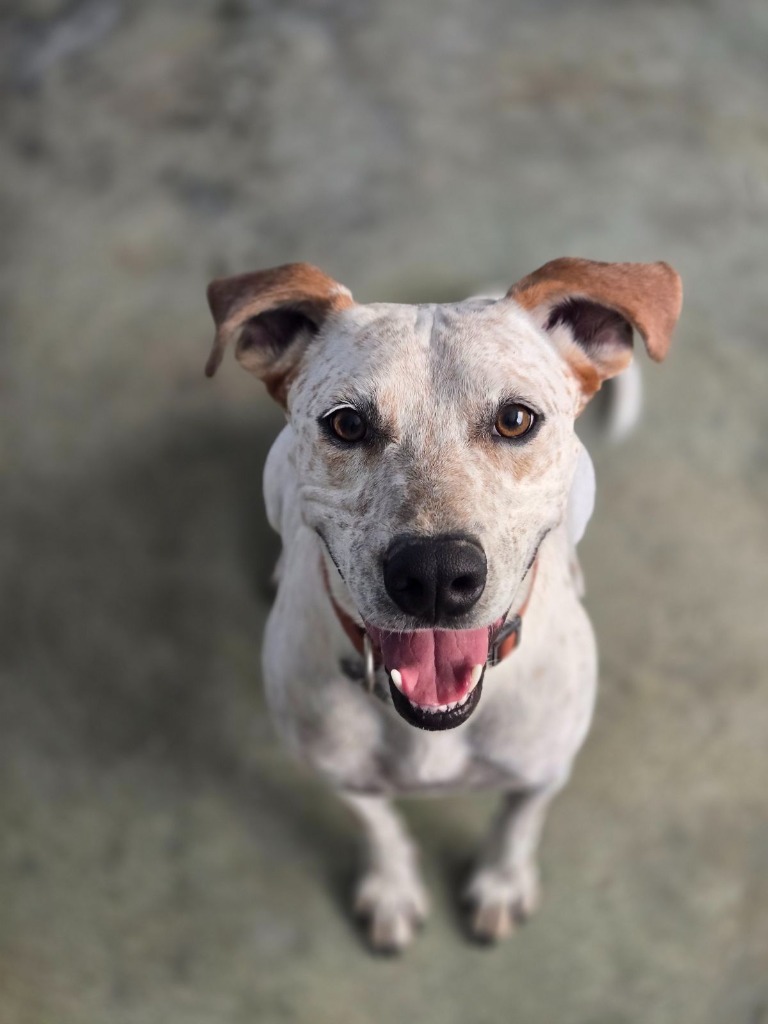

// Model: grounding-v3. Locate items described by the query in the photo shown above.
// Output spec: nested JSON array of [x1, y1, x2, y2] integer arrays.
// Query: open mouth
[[365, 624, 497, 731], [388, 667, 485, 730]]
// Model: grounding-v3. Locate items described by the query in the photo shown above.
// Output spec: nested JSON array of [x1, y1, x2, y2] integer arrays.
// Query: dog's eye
[[326, 406, 368, 443], [494, 403, 537, 440]]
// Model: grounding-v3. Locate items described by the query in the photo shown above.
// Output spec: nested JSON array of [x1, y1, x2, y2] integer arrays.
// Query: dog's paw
[[464, 862, 540, 943], [353, 871, 429, 953]]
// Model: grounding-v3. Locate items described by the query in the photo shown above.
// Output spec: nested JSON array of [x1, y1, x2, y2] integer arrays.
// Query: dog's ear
[[507, 258, 682, 404], [205, 262, 354, 405]]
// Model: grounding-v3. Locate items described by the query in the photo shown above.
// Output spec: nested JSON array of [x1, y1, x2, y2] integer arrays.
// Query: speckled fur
[[208, 259, 681, 951], [264, 305, 593, 781]]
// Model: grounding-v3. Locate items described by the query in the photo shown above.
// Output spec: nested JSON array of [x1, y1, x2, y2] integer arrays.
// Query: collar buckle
[[362, 633, 376, 694], [488, 614, 522, 667]]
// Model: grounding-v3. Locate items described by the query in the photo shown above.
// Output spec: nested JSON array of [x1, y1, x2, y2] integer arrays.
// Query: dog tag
[[363, 634, 376, 694]]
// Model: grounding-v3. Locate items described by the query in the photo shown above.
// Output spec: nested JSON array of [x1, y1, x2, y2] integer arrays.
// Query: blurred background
[[1, 1, 767, 1021]]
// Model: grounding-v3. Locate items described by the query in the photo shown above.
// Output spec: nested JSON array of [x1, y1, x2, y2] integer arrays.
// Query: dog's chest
[[386, 726, 475, 790], [381, 733, 528, 794], [341, 663, 566, 794]]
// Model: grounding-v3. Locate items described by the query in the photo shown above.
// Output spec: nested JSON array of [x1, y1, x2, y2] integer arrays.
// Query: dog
[[205, 257, 682, 952]]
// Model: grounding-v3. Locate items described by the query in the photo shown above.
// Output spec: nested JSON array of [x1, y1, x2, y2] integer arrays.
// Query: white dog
[[205, 257, 682, 952]]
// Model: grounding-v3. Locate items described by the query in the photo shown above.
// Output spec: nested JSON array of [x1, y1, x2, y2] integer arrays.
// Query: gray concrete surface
[[1, 1, 767, 1021]]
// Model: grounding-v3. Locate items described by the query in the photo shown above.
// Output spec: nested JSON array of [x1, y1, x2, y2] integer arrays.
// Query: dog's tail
[[601, 361, 643, 442]]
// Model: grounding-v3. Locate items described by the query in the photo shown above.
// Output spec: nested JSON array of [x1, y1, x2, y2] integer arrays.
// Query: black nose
[[383, 534, 487, 622]]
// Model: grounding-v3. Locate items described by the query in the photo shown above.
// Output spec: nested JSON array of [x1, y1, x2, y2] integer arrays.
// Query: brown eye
[[327, 406, 367, 443], [494, 403, 537, 439]]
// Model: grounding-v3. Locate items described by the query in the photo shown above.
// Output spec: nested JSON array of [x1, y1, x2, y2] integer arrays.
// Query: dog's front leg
[[465, 777, 566, 942], [339, 791, 429, 954]]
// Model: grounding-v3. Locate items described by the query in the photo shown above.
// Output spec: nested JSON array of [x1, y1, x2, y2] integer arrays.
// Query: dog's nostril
[[452, 574, 478, 594]]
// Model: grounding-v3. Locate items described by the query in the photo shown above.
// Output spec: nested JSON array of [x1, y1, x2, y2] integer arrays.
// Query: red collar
[[320, 558, 538, 671]]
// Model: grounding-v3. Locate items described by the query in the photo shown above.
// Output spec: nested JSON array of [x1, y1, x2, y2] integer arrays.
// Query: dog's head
[[206, 258, 681, 730]]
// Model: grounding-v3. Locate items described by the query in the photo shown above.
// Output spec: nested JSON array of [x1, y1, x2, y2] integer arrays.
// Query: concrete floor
[[1, 1, 767, 1021]]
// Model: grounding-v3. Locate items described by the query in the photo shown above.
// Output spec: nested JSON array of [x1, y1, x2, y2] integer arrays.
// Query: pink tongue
[[366, 626, 490, 706]]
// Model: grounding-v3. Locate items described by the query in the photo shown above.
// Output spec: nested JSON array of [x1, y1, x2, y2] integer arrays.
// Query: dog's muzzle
[[322, 542, 536, 733]]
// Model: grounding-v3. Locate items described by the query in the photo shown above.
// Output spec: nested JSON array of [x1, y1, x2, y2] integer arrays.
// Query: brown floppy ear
[[507, 257, 682, 403], [205, 262, 354, 405]]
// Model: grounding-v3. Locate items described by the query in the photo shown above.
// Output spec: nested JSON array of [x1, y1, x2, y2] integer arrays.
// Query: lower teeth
[[409, 695, 470, 714]]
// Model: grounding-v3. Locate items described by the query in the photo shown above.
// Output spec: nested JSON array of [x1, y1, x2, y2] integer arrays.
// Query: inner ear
[[546, 298, 633, 357], [237, 308, 318, 367]]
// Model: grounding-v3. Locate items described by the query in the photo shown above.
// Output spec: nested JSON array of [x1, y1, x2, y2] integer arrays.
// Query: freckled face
[[288, 298, 582, 629]]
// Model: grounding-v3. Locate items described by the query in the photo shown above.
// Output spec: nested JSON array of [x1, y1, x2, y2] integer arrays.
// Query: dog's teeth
[[389, 669, 404, 691], [469, 664, 483, 689], [403, 695, 472, 715]]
